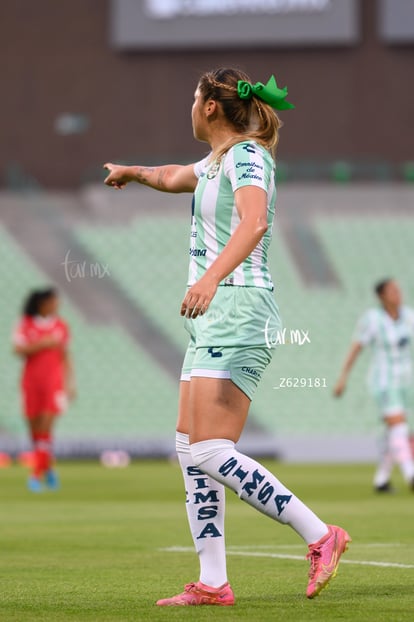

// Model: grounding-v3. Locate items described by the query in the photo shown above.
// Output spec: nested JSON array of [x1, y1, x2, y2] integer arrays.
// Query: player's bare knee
[[385, 413, 406, 427]]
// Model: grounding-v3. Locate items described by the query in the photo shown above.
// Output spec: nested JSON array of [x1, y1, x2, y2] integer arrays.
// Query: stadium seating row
[[1, 212, 414, 452]]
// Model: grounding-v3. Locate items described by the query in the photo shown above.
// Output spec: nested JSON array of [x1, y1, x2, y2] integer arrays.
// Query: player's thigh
[[177, 338, 197, 434], [188, 377, 251, 444], [31, 412, 56, 434], [26, 416, 38, 437], [384, 413, 406, 426], [177, 380, 191, 434], [40, 412, 56, 433]]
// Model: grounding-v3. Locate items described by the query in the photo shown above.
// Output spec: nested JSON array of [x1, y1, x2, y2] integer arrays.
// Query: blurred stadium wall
[[1, 0, 413, 188], [1, 0, 413, 461]]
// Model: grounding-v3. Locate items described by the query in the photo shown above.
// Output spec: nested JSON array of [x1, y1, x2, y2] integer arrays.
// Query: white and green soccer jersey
[[189, 140, 276, 289], [354, 306, 414, 392]]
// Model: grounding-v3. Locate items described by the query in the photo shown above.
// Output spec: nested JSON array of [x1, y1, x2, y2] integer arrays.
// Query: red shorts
[[22, 382, 67, 419]]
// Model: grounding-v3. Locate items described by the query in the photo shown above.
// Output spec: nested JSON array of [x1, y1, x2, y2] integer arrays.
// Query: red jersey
[[13, 315, 69, 387]]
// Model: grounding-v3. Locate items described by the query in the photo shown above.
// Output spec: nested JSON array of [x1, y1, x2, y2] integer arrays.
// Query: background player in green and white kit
[[334, 279, 414, 492], [104, 67, 350, 606]]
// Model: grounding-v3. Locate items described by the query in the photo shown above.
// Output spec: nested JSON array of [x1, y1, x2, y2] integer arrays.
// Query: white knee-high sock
[[190, 439, 328, 546], [373, 429, 393, 487], [176, 432, 227, 587], [388, 423, 414, 483]]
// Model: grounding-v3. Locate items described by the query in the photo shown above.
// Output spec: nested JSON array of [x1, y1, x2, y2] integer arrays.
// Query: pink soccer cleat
[[306, 524, 351, 599], [156, 581, 235, 606]]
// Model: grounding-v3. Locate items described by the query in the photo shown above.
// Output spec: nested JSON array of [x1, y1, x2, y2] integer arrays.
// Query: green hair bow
[[237, 75, 294, 110]]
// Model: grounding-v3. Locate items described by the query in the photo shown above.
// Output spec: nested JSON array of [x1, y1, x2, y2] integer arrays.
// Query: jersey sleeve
[[353, 310, 377, 346], [193, 155, 210, 179], [223, 142, 273, 192], [403, 306, 414, 330], [11, 319, 28, 347]]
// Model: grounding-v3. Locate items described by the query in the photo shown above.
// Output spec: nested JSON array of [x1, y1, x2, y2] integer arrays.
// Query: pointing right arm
[[103, 162, 198, 194]]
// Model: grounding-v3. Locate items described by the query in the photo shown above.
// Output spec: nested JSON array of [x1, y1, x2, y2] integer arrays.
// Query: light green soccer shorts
[[373, 387, 411, 418], [180, 285, 281, 400]]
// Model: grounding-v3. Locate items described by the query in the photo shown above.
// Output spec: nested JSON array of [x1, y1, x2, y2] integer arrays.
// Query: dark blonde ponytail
[[198, 67, 282, 160]]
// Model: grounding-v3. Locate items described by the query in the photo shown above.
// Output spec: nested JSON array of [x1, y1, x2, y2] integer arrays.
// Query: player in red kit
[[12, 288, 76, 492]]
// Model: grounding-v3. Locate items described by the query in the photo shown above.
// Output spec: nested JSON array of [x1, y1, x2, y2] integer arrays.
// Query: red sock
[[32, 433, 53, 478]]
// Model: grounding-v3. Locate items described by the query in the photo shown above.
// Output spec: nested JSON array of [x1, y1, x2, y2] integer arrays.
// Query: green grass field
[[1, 461, 413, 621]]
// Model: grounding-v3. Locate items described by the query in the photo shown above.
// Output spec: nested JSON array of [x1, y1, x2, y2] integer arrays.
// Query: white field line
[[161, 546, 414, 570]]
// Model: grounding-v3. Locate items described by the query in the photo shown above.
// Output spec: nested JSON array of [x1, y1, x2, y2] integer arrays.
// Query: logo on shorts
[[208, 347, 223, 358], [242, 366, 261, 379]]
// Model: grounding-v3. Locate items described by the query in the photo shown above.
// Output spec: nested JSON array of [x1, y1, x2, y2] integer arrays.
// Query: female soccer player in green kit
[[334, 278, 414, 492], [104, 67, 350, 606]]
